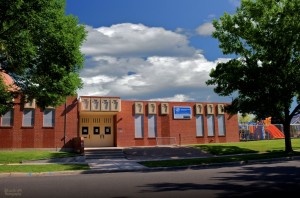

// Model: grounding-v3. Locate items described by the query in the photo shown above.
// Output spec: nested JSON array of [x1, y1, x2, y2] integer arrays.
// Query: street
[[1, 159, 300, 198]]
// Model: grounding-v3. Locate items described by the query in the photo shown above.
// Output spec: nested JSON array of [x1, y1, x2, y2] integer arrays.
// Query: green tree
[[238, 113, 255, 123], [206, 0, 300, 153], [0, 0, 86, 114]]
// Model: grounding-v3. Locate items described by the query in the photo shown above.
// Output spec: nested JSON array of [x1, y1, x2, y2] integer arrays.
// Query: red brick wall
[[115, 101, 239, 147], [1, 97, 239, 149], [0, 95, 79, 150]]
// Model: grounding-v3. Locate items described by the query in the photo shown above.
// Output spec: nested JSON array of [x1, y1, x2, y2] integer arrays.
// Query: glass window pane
[[218, 115, 226, 136], [196, 115, 204, 136], [135, 115, 144, 138], [1, 109, 13, 126], [207, 115, 215, 136], [148, 115, 157, 138], [23, 109, 34, 127], [43, 109, 55, 127]]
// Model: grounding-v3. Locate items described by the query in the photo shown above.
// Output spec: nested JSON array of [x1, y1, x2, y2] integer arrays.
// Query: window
[[22, 109, 34, 127], [207, 115, 215, 136], [135, 115, 144, 138], [105, 126, 111, 134], [94, 127, 100, 134], [148, 115, 157, 138], [218, 115, 226, 136], [196, 115, 204, 137], [1, 109, 13, 127], [43, 109, 55, 127], [82, 127, 88, 135]]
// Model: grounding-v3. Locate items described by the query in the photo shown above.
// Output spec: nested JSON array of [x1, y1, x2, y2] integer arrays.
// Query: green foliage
[[0, 79, 14, 114], [0, 0, 86, 112], [206, 0, 300, 152], [238, 113, 255, 123]]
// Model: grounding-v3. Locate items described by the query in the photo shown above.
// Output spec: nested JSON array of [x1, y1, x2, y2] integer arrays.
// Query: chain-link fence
[[239, 123, 300, 141]]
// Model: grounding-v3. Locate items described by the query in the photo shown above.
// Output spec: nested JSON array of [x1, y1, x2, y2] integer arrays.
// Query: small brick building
[[0, 95, 239, 150]]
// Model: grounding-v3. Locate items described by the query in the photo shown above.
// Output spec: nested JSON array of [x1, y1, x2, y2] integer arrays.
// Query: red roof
[[0, 72, 19, 91]]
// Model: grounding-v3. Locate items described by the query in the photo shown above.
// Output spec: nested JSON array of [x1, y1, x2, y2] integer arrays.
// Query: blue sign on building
[[173, 106, 192, 119]]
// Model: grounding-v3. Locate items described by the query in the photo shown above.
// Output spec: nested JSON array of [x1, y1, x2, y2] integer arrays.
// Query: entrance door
[[80, 116, 114, 147]]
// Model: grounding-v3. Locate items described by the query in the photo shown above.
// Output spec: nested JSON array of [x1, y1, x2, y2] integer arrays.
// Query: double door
[[80, 116, 114, 147]]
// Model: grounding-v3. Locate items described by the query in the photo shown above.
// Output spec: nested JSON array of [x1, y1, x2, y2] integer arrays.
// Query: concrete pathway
[[86, 158, 148, 173]]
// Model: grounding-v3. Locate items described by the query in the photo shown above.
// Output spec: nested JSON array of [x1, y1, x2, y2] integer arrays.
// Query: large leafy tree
[[206, 0, 300, 153], [0, 0, 86, 113]]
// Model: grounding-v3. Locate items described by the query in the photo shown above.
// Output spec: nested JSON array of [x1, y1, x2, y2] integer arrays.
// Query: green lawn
[[191, 138, 300, 155], [140, 138, 300, 168], [0, 150, 80, 164], [0, 150, 89, 173]]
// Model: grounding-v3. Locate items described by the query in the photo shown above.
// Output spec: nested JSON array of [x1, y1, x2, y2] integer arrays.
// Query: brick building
[[0, 96, 78, 150], [0, 95, 239, 150]]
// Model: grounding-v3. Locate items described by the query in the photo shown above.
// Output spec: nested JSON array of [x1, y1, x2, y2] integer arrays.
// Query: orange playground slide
[[265, 124, 285, 138]]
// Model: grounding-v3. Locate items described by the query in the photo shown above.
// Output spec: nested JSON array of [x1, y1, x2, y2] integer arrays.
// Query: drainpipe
[[64, 99, 67, 145]]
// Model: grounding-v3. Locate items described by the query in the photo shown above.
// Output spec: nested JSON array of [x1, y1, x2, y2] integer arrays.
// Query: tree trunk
[[283, 121, 293, 153]]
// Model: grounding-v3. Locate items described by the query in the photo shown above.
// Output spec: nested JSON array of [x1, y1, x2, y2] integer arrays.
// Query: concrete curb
[[82, 155, 300, 174]]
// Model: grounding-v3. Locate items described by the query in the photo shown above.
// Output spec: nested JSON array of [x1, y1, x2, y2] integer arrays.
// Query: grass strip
[[0, 164, 90, 173]]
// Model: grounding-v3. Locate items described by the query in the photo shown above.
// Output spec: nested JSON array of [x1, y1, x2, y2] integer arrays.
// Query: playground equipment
[[263, 117, 284, 139], [239, 117, 284, 141]]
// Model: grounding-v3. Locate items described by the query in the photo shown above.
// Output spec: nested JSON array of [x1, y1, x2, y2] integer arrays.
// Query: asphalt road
[[1, 159, 300, 198]]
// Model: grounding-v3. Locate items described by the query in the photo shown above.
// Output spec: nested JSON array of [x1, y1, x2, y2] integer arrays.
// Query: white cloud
[[149, 94, 194, 102], [82, 23, 196, 57], [229, 0, 241, 7], [196, 22, 215, 36], [78, 23, 231, 103]]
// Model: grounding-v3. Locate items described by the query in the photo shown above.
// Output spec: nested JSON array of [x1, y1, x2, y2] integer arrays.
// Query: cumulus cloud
[[82, 23, 196, 58], [196, 22, 215, 36], [78, 23, 231, 102]]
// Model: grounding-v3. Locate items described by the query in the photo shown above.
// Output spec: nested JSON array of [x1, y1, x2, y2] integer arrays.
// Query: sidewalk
[[87, 146, 214, 173]]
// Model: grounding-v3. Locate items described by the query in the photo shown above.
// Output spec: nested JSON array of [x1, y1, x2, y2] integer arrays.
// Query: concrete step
[[84, 148, 125, 159]]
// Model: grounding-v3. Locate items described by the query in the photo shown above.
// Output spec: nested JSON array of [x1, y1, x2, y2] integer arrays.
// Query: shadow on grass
[[48, 151, 81, 159], [139, 151, 300, 168], [192, 145, 258, 155]]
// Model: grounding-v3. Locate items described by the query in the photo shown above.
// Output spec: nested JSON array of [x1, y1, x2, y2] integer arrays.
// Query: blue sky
[[65, 0, 240, 102]]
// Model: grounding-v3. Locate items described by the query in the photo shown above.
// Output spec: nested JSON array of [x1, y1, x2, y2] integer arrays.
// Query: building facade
[[0, 96, 78, 150], [0, 95, 239, 150]]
